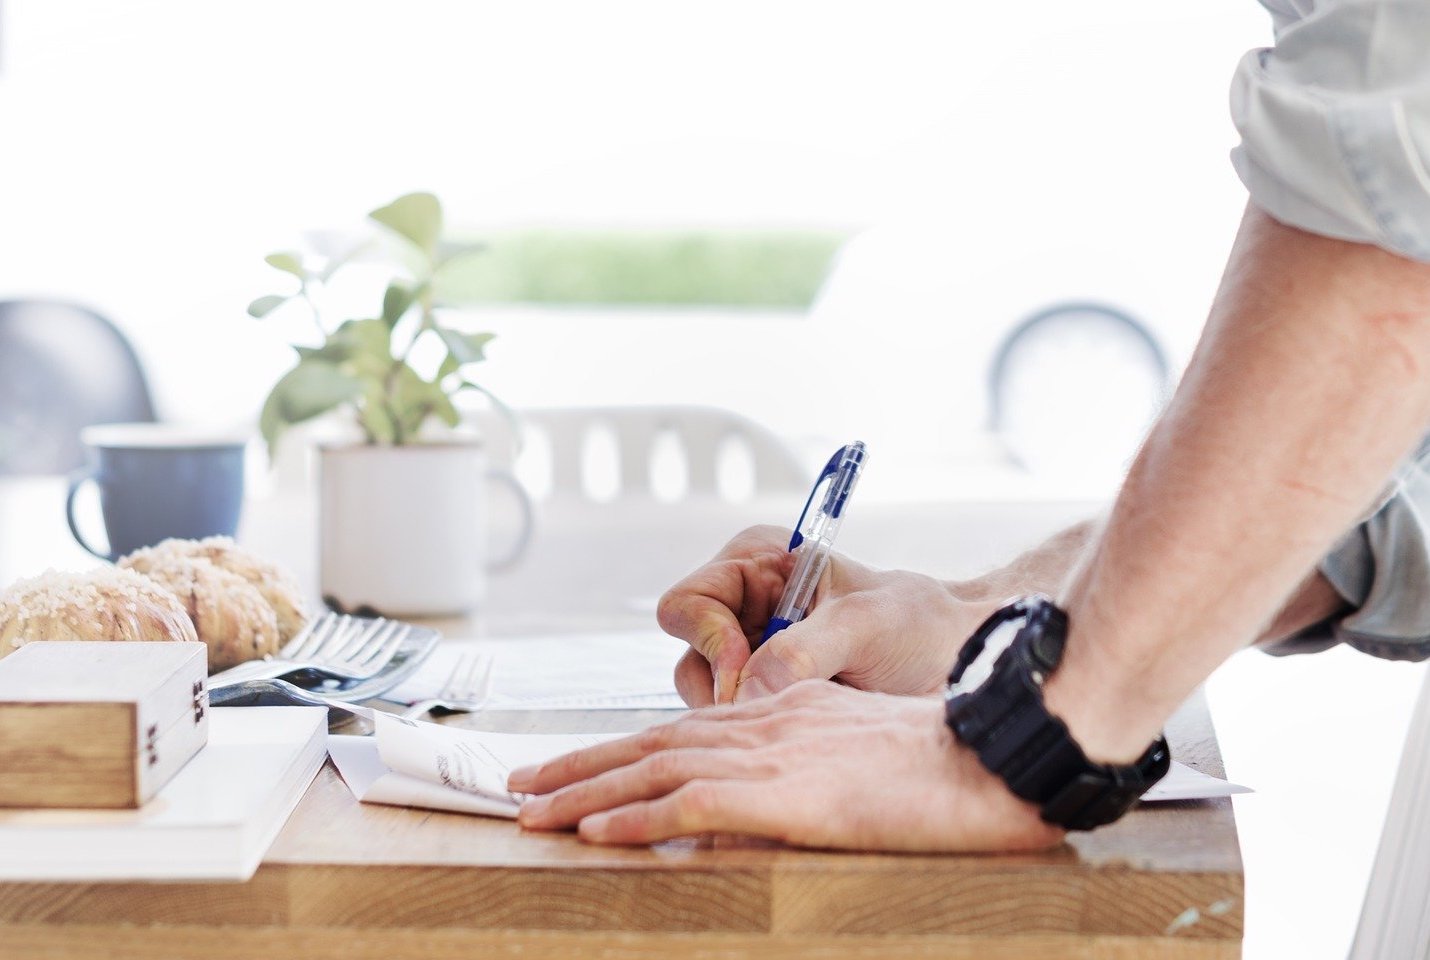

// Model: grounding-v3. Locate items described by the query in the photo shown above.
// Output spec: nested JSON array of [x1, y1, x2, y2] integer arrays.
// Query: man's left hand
[[508, 681, 1064, 852]]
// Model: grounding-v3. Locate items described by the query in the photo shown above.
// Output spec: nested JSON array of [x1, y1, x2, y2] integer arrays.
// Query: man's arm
[[1045, 205, 1430, 764], [507, 206, 1430, 851], [662, 507, 1348, 707]]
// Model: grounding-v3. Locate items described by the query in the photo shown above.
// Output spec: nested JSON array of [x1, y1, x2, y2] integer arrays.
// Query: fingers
[[508, 718, 759, 795], [735, 620, 851, 702], [659, 590, 750, 704], [508, 682, 857, 796], [577, 779, 798, 845], [658, 526, 794, 704], [673, 648, 715, 707], [518, 747, 779, 830], [735, 592, 893, 701]]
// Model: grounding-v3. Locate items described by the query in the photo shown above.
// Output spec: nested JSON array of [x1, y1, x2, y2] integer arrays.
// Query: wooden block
[[0, 641, 208, 808]]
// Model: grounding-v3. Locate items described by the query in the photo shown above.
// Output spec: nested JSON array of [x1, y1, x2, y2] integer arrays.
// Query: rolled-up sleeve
[[1231, 0, 1430, 262], [1266, 434, 1430, 661]]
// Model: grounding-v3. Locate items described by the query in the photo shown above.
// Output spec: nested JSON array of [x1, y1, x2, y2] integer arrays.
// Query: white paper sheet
[[329, 716, 1249, 820], [1141, 760, 1251, 802], [329, 713, 621, 817], [385, 630, 688, 711]]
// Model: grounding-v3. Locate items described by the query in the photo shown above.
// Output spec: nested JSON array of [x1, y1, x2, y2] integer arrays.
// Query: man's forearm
[[1044, 206, 1430, 763], [955, 516, 1348, 648], [952, 519, 1102, 603]]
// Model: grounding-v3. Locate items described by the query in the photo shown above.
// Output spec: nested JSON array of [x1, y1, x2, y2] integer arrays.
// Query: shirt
[[1231, 0, 1430, 262], [1233, 1, 1430, 659]]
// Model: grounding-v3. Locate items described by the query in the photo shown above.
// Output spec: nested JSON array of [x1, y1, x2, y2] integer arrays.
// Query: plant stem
[[299, 283, 325, 340]]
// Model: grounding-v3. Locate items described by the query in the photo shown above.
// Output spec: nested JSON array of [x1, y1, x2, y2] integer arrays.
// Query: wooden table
[[0, 692, 1240, 959], [0, 480, 1240, 958]]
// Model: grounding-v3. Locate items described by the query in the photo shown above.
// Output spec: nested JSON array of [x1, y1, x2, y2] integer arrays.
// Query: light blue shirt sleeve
[[1265, 434, 1430, 661], [1230, 0, 1430, 261]]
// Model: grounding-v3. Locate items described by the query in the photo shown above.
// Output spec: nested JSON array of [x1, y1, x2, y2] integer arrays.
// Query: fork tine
[[346, 622, 410, 676], [468, 655, 495, 703], [275, 613, 323, 660], [283, 611, 339, 659], [325, 615, 380, 661], [342, 620, 397, 668], [454, 654, 482, 698], [439, 653, 472, 700], [314, 614, 364, 661]]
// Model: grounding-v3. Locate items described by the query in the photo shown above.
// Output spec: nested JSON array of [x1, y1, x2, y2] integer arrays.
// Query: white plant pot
[[318, 442, 533, 617]]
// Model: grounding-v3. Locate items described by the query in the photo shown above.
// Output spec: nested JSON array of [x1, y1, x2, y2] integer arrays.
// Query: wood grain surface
[[0, 692, 1241, 960]]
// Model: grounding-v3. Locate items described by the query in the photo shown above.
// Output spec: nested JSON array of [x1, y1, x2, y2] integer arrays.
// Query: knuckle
[[641, 750, 682, 781], [733, 524, 785, 551], [837, 590, 884, 621], [769, 643, 820, 682], [655, 588, 697, 635], [780, 678, 831, 705], [674, 780, 719, 822], [635, 726, 670, 753]]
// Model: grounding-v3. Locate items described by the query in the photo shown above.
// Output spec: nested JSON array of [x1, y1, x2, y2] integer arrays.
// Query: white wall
[[0, 0, 1268, 465]]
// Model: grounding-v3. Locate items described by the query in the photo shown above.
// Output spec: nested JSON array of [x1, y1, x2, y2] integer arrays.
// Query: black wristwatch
[[943, 596, 1170, 831]]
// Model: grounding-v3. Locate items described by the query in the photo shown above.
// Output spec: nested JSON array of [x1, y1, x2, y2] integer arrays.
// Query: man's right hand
[[657, 525, 1000, 706]]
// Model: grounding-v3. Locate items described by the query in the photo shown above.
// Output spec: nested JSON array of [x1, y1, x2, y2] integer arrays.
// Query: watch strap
[[945, 598, 1171, 831]]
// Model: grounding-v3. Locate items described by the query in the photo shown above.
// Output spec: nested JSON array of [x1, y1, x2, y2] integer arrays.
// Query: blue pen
[[757, 441, 868, 647]]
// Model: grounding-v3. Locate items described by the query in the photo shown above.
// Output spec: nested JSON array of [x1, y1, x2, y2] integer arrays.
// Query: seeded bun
[[122, 537, 307, 644], [117, 553, 280, 671], [0, 567, 199, 659]]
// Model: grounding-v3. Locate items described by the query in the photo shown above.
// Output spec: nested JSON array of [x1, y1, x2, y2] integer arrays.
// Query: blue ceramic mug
[[65, 423, 248, 561]]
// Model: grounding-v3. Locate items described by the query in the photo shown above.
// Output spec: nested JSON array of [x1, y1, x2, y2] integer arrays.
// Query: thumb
[[735, 616, 854, 702]]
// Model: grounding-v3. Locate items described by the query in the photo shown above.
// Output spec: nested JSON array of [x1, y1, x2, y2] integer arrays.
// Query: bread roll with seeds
[[0, 567, 199, 660], [118, 554, 279, 671], [123, 536, 307, 643]]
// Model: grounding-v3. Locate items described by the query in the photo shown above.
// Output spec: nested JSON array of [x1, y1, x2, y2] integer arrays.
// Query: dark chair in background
[[0, 301, 156, 475]]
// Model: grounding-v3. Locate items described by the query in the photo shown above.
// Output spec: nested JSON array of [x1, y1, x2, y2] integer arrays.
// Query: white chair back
[[469, 405, 808, 615], [474, 404, 809, 503]]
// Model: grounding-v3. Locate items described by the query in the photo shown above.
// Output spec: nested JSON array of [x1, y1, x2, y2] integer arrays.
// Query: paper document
[[329, 712, 622, 817], [330, 715, 1248, 820], [1141, 761, 1251, 802], [385, 630, 688, 711]]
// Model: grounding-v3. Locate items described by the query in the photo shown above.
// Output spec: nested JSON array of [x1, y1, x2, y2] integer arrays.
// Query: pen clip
[[786, 446, 850, 551]]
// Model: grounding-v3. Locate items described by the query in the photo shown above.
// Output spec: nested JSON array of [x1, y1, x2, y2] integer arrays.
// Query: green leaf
[[247, 294, 289, 319], [432, 393, 461, 429], [357, 385, 397, 444], [381, 281, 420, 328], [264, 252, 307, 279], [258, 360, 363, 457], [324, 318, 395, 378], [384, 363, 462, 441], [319, 241, 372, 282], [458, 380, 522, 453], [431, 245, 491, 305], [436, 351, 461, 382], [435, 328, 496, 366], [369, 192, 442, 258]]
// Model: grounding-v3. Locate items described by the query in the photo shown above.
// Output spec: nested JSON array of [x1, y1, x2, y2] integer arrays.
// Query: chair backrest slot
[[470, 404, 807, 505]]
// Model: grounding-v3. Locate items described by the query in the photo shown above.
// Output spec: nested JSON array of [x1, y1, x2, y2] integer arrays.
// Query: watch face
[[948, 619, 1021, 698]]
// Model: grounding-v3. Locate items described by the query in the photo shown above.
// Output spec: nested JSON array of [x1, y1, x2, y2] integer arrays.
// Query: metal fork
[[400, 652, 495, 720], [208, 613, 412, 687]]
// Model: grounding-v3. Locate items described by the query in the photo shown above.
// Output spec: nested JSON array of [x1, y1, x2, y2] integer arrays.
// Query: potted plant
[[249, 192, 532, 616]]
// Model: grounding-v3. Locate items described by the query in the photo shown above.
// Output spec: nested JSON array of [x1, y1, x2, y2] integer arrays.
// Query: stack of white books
[[0, 706, 326, 882]]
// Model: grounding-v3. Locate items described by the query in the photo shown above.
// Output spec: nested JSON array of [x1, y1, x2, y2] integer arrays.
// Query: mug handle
[[65, 468, 113, 561], [486, 466, 535, 572]]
